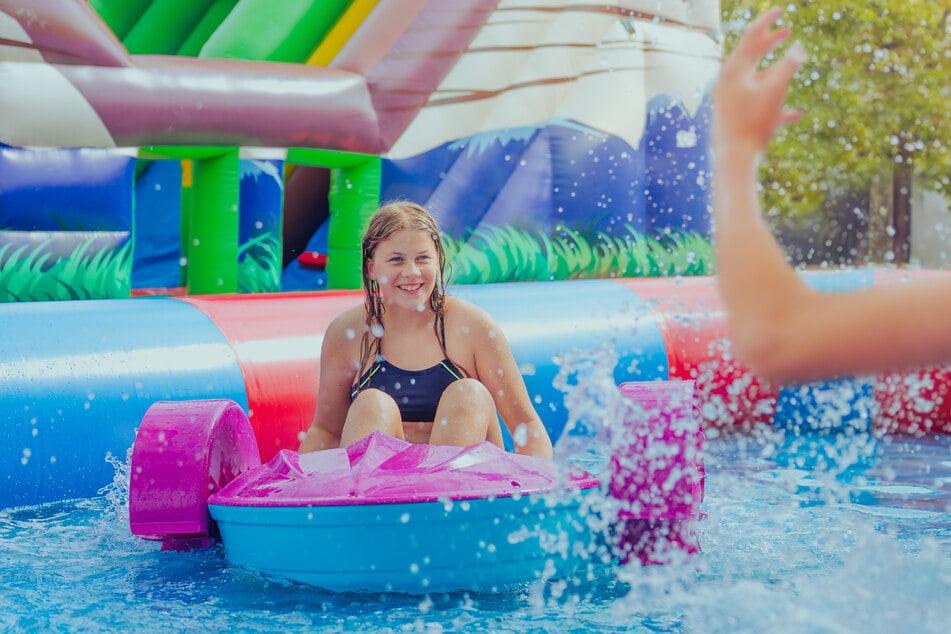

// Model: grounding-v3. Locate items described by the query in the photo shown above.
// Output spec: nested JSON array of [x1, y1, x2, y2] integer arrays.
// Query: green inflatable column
[[88, 0, 153, 40], [123, 0, 217, 54], [200, 0, 350, 62], [178, 0, 238, 57], [327, 157, 381, 289], [188, 149, 240, 294]]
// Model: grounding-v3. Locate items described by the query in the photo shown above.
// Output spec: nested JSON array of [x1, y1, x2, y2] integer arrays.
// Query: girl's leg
[[340, 388, 403, 447], [430, 378, 503, 448]]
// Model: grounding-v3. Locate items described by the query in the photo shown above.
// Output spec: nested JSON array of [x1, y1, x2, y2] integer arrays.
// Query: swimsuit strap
[[438, 359, 463, 381], [351, 360, 383, 399], [437, 311, 448, 358], [437, 309, 471, 379], [352, 313, 385, 398]]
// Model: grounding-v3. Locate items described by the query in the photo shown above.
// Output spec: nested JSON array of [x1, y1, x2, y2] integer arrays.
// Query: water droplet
[[513, 423, 528, 447]]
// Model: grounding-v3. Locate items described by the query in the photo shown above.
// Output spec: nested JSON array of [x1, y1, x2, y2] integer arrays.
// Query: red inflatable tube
[[622, 273, 951, 435], [618, 277, 778, 432], [178, 291, 363, 458], [873, 270, 951, 434]]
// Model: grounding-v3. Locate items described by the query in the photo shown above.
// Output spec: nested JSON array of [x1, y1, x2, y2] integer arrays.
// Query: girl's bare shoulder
[[446, 295, 485, 321], [323, 305, 366, 350], [445, 296, 500, 339]]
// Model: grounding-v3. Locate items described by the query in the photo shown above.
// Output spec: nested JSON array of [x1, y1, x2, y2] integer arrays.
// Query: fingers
[[763, 41, 806, 105], [732, 7, 791, 64], [778, 40, 806, 82]]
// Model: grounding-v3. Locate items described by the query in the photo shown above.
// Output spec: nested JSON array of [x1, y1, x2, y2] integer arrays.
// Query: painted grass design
[[1, 225, 712, 300], [238, 233, 282, 294], [443, 224, 714, 284], [0, 238, 132, 302]]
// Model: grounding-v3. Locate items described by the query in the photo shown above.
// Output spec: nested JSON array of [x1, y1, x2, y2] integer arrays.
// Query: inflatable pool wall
[[4, 270, 950, 510]]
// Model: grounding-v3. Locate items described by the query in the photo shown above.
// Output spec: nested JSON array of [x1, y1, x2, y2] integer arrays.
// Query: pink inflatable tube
[[130, 381, 705, 592]]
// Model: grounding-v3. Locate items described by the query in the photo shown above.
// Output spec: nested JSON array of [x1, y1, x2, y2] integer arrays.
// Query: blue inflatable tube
[[453, 280, 668, 440], [0, 298, 247, 508], [0, 280, 666, 509]]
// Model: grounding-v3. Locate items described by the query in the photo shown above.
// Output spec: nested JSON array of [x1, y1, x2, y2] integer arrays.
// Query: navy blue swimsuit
[[350, 357, 464, 422]]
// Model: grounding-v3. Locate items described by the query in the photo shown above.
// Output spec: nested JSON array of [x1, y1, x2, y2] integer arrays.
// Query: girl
[[298, 201, 554, 458]]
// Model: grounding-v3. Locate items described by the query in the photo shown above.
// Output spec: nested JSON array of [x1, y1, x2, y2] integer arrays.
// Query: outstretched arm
[[713, 8, 951, 384]]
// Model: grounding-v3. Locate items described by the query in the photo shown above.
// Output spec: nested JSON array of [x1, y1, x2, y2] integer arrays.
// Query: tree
[[719, 1, 951, 264]]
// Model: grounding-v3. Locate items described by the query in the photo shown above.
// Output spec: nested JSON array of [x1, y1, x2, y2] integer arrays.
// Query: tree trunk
[[892, 162, 913, 265], [867, 173, 893, 264]]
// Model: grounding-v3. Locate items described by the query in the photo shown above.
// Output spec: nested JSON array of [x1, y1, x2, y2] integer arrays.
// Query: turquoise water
[[2, 431, 950, 633]]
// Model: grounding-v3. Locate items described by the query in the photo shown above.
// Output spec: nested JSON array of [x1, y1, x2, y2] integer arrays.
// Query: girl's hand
[[713, 7, 805, 157]]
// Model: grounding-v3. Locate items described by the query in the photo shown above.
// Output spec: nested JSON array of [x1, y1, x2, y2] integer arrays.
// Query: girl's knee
[[440, 379, 494, 414], [432, 379, 500, 447], [343, 389, 402, 443], [352, 388, 400, 417]]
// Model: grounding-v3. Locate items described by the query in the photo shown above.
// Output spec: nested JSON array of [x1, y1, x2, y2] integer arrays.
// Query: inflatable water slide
[[2, 0, 721, 294]]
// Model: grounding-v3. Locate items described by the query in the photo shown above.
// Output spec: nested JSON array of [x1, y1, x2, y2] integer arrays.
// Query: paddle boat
[[128, 381, 704, 594]]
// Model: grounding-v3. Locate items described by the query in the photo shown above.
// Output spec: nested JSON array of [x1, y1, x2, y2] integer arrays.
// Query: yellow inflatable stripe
[[306, 0, 378, 67], [181, 159, 192, 188]]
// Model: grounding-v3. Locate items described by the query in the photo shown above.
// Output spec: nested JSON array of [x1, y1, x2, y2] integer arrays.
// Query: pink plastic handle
[[129, 399, 261, 550]]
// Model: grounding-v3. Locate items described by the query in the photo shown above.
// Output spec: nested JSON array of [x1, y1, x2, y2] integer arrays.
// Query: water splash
[[98, 445, 133, 525]]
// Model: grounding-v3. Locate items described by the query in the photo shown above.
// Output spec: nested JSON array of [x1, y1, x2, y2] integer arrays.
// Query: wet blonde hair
[[359, 201, 452, 374]]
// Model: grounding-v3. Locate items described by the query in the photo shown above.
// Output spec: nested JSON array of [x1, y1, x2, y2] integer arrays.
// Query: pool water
[[2, 431, 950, 633]]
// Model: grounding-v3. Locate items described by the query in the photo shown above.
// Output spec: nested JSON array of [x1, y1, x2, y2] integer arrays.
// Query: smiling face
[[367, 229, 439, 313]]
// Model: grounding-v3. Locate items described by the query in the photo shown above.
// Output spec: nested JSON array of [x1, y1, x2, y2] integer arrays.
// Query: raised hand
[[713, 7, 805, 157]]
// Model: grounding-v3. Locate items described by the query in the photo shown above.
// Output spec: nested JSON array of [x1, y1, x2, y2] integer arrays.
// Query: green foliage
[[237, 233, 281, 293], [443, 224, 714, 285], [720, 1, 951, 217], [0, 238, 132, 302]]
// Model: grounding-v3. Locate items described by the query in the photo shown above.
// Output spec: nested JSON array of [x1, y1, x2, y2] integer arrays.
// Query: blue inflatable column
[[238, 156, 285, 293], [132, 159, 185, 290]]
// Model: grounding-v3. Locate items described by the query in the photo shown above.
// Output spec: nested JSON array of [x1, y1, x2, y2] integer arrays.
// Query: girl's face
[[368, 229, 439, 313]]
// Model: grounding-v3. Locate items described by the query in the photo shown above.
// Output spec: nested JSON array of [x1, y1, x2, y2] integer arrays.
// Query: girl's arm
[[713, 8, 951, 384], [298, 312, 361, 452], [466, 305, 554, 459]]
